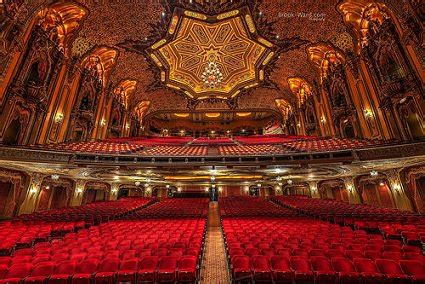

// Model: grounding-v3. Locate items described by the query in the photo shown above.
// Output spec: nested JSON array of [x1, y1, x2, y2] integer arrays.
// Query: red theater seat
[[0, 263, 33, 284], [231, 255, 251, 283], [270, 256, 293, 283], [94, 258, 120, 284], [310, 256, 337, 284], [375, 259, 411, 284], [252, 255, 272, 283], [137, 256, 158, 283], [71, 259, 99, 284], [400, 260, 425, 283], [352, 258, 385, 284], [331, 257, 361, 284], [177, 255, 197, 283], [24, 262, 56, 284], [48, 260, 77, 284], [157, 256, 177, 283]]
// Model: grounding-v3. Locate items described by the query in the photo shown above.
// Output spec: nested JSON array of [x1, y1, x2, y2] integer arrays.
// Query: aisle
[[200, 201, 231, 283]]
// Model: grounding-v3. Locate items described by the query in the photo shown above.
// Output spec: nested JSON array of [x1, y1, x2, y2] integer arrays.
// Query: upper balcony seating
[[284, 137, 390, 152], [138, 145, 207, 156], [44, 141, 143, 154], [272, 196, 425, 246], [234, 134, 315, 145], [105, 136, 193, 146], [0, 218, 205, 284], [219, 197, 299, 217], [0, 198, 153, 256], [218, 144, 289, 156], [223, 218, 424, 284], [191, 137, 235, 145], [122, 198, 209, 219]]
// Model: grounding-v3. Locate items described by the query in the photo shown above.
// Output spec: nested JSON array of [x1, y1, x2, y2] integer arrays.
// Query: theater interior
[[0, 0, 424, 283]]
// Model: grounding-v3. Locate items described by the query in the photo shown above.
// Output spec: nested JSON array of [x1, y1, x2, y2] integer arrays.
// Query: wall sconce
[[287, 179, 293, 185], [257, 183, 262, 188], [296, 123, 301, 128], [125, 123, 130, 129], [76, 188, 83, 195], [54, 113, 64, 123], [51, 174, 59, 180], [392, 183, 402, 192], [100, 119, 106, 127], [135, 181, 141, 186], [210, 176, 216, 181], [370, 170, 378, 177], [364, 109, 373, 118], [166, 184, 170, 189], [177, 187, 182, 192], [244, 186, 249, 192], [346, 184, 354, 192], [320, 117, 326, 124], [30, 187, 38, 195], [205, 187, 209, 192]]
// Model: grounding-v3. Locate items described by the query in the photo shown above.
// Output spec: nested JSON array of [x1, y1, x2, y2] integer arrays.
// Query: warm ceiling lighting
[[174, 113, 189, 118], [205, 113, 221, 118], [236, 112, 251, 117]]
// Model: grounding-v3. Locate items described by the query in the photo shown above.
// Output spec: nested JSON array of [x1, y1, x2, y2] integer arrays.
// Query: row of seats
[[219, 197, 299, 217], [0, 255, 199, 284], [123, 198, 209, 218], [138, 146, 207, 156], [272, 196, 425, 245], [230, 255, 424, 283], [284, 138, 389, 152], [222, 218, 424, 283]]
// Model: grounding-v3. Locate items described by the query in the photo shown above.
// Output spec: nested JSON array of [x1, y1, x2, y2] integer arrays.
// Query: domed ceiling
[[18, 0, 408, 126]]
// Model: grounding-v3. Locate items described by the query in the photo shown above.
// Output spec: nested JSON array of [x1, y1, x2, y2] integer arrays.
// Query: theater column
[[69, 180, 86, 207], [343, 177, 361, 204], [309, 182, 320, 198], [18, 172, 44, 214], [386, 169, 414, 212]]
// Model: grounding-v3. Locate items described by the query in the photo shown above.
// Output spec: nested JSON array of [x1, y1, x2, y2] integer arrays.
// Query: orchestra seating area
[[221, 197, 425, 283], [272, 196, 425, 244], [0, 198, 208, 283]]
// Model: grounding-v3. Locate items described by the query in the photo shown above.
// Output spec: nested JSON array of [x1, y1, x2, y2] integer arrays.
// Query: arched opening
[[0, 181, 13, 219], [50, 186, 68, 209], [358, 176, 395, 208], [342, 120, 356, 138], [406, 112, 424, 139], [2, 118, 22, 145], [36, 185, 52, 211], [118, 187, 129, 199], [415, 176, 425, 207], [26, 59, 47, 87]]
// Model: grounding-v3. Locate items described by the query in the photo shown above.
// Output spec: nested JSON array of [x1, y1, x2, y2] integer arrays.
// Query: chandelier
[[202, 61, 223, 89]]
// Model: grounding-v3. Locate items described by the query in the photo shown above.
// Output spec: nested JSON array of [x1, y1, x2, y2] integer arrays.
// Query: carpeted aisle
[[200, 201, 231, 283]]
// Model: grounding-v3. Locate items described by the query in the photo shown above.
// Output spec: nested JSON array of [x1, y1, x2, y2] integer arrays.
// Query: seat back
[[98, 258, 120, 272], [55, 260, 77, 274], [77, 259, 99, 273], [158, 256, 177, 270], [310, 256, 333, 272], [353, 258, 380, 273], [252, 256, 270, 270], [139, 256, 159, 270], [290, 256, 311, 272], [119, 258, 138, 270], [6, 263, 33, 278], [178, 256, 197, 270], [376, 259, 403, 274], [270, 256, 290, 270], [400, 260, 424, 276], [331, 257, 356, 273], [31, 261, 56, 276], [232, 256, 250, 270]]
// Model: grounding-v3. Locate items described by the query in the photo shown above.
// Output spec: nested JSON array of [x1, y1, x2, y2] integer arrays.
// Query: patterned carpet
[[200, 202, 231, 283]]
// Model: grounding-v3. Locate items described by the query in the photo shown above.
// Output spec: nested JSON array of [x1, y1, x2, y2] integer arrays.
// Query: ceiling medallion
[[146, 6, 277, 100]]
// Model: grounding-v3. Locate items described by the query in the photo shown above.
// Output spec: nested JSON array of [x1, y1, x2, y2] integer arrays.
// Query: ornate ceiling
[[15, 0, 408, 123]]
